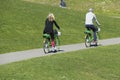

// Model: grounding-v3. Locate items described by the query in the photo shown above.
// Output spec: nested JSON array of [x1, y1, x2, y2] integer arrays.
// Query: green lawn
[[0, 44, 120, 80], [0, 0, 120, 54], [0, 0, 120, 79], [24, 0, 120, 15]]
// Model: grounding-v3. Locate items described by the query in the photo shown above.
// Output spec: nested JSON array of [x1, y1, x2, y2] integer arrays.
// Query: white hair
[[89, 8, 93, 12]]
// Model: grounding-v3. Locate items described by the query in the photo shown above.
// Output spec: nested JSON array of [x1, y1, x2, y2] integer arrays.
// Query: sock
[[51, 40, 55, 47]]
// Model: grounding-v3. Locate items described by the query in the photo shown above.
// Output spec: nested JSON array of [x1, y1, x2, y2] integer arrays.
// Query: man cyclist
[[85, 8, 101, 44], [43, 13, 60, 51]]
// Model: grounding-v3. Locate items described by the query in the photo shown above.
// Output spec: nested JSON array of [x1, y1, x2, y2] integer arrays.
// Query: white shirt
[[85, 12, 100, 25]]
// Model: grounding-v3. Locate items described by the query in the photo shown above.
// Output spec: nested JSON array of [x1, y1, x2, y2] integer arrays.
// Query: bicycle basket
[[43, 34, 50, 38], [57, 31, 61, 36], [54, 29, 61, 36]]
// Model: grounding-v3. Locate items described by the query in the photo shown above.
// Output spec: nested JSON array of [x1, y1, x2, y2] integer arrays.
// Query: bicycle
[[43, 30, 61, 54], [84, 26, 101, 47]]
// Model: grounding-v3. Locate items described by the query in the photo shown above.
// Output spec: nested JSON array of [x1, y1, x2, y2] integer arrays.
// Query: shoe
[[51, 47, 57, 52], [93, 41, 97, 46], [51, 47, 55, 51], [54, 47, 57, 50], [91, 41, 97, 46]]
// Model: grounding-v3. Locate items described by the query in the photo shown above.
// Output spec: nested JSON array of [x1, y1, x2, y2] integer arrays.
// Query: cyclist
[[85, 8, 101, 44], [43, 13, 60, 51]]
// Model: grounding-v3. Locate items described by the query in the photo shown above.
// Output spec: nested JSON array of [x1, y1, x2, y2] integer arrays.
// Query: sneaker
[[51, 47, 57, 52], [93, 41, 97, 46], [54, 46, 57, 50], [51, 47, 55, 51], [91, 41, 97, 46]]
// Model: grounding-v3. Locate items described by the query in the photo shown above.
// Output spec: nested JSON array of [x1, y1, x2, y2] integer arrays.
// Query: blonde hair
[[47, 13, 55, 21]]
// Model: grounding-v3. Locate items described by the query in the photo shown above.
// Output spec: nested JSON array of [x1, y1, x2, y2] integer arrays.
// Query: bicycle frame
[[43, 32, 60, 53]]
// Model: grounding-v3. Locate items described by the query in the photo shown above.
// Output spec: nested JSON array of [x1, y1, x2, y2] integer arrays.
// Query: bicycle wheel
[[96, 32, 100, 46], [43, 39, 50, 54], [85, 35, 91, 47], [54, 36, 60, 51]]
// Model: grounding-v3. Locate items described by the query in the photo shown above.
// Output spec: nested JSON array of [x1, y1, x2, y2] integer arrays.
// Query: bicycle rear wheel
[[85, 35, 91, 47], [43, 39, 50, 54]]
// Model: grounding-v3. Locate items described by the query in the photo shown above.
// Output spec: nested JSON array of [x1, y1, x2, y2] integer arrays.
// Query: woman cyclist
[[43, 13, 60, 51]]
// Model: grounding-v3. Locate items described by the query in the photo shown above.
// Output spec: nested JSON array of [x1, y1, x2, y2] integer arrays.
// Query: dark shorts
[[85, 25, 97, 32], [43, 31, 54, 40]]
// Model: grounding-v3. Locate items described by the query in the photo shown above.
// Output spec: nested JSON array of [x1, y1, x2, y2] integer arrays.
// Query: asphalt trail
[[0, 37, 120, 65]]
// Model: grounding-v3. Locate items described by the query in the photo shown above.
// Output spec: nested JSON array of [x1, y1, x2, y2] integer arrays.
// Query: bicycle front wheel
[[96, 32, 100, 46], [55, 36, 60, 51]]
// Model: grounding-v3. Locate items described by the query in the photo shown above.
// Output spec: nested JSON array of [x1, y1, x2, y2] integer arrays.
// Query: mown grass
[[0, 44, 120, 80], [0, 0, 120, 54], [0, 1, 120, 79], [24, 0, 120, 15]]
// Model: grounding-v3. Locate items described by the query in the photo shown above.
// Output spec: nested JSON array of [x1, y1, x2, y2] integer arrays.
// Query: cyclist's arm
[[94, 14, 101, 26], [53, 20, 60, 30]]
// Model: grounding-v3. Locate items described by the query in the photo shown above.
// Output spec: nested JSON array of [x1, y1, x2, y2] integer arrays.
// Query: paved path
[[0, 37, 120, 65]]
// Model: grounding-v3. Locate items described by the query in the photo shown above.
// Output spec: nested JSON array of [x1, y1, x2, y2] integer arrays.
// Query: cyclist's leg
[[89, 25, 97, 42], [86, 25, 91, 34], [50, 32, 56, 51], [50, 33, 54, 47], [93, 26, 97, 42]]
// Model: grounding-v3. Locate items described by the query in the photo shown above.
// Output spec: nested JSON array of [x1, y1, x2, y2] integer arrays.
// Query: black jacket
[[43, 19, 60, 34]]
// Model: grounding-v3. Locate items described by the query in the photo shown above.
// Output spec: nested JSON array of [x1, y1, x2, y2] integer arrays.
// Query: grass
[[24, 0, 120, 15], [0, 0, 120, 54], [0, 1, 120, 79], [0, 44, 120, 80]]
